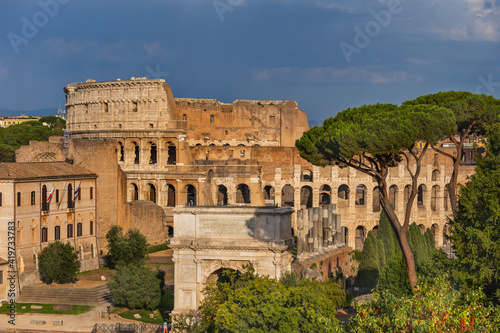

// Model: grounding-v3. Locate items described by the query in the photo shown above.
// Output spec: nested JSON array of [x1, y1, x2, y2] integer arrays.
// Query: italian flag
[[46, 182, 55, 203]]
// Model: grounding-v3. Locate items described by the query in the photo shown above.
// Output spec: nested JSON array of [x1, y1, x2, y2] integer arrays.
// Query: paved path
[[0, 304, 143, 332]]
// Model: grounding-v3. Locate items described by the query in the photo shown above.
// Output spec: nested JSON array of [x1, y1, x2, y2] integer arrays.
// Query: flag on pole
[[74, 181, 82, 201], [46, 182, 55, 203]]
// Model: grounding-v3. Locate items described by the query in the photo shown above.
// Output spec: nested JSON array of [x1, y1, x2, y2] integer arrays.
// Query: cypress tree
[[357, 231, 379, 288], [377, 239, 386, 269], [377, 210, 402, 261]]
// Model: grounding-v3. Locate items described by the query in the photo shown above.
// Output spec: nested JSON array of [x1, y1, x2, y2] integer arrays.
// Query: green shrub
[[146, 243, 169, 254], [106, 226, 148, 267], [38, 241, 80, 283], [108, 263, 162, 310]]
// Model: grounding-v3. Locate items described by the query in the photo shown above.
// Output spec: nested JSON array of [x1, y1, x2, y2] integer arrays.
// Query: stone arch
[[404, 185, 411, 207], [355, 184, 366, 206], [263, 186, 275, 201], [118, 142, 124, 162], [344, 227, 349, 246], [167, 141, 177, 165], [372, 225, 379, 237], [431, 169, 440, 181], [207, 169, 214, 183], [149, 142, 157, 164], [431, 223, 439, 246], [282, 185, 294, 207], [372, 186, 381, 212], [147, 183, 157, 203], [165, 184, 176, 207], [167, 226, 174, 237], [443, 223, 450, 246], [186, 185, 197, 206], [417, 184, 426, 206], [133, 141, 140, 164], [338, 185, 349, 207], [389, 185, 398, 210], [301, 169, 313, 182], [236, 184, 251, 204], [129, 183, 139, 201], [202, 260, 250, 285], [300, 186, 313, 209], [419, 224, 426, 233], [217, 185, 228, 205], [355, 226, 366, 251], [319, 185, 331, 206], [431, 185, 440, 211]]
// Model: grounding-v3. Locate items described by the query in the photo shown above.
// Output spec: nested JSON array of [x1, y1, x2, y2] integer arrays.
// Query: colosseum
[[18, 77, 477, 250]]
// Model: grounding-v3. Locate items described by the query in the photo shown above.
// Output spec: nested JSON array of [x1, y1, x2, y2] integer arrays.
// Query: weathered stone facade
[[16, 78, 476, 251], [170, 206, 294, 313]]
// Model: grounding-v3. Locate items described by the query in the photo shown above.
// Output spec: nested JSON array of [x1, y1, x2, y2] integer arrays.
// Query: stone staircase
[[17, 283, 113, 306]]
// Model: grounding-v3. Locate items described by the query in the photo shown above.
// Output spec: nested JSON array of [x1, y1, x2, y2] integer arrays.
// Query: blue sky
[[0, 0, 499, 123]]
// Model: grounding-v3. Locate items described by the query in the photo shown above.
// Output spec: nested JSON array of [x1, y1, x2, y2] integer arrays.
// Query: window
[[55, 226, 61, 240], [77, 223, 83, 237], [31, 191, 36, 205], [210, 115, 214, 122], [0, 270, 3, 284], [182, 114, 187, 120], [90, 187, 93, 200], [41, 228, 48, 242], [17, 192, 21, 206], [56, 189, 59, 203], [90, 221, 93, 235], [67, 224, 73, 238], [78, 189, 81, 201], [0, 192, 2, 206], [240, 150, 245, 157]]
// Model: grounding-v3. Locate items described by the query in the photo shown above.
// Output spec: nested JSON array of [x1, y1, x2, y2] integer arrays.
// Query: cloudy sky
[[0, 0, 499, 123]]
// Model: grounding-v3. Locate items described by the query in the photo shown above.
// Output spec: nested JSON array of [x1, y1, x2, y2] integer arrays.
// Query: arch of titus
[[170, 206, 294, 312], [16, 77, 477, 251]]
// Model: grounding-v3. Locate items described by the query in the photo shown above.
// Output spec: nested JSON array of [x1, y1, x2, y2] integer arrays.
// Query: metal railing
[[91, 323, 162, 333]]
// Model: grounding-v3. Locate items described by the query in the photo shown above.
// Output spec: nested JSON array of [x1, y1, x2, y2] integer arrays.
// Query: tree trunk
[[447, 147, 462, 215], [379, 197, 418, 289]]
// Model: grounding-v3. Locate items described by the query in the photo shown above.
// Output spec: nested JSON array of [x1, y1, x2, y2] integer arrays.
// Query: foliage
[[0, 119, 64, 162], [449, 125, 500, 302], [173, 268, 346, 332], [377, 257, 412, 298], [38, 241, 80, 283], [108, 263, 162, 310], [347, 276, 500, 332], [296, 103, 457, 288], [357, 231, 380, 289], [349, 250, 362, 262], [106, 226, 148, 267], [39, 116, 66, 136], [0, 303, 93, 315]]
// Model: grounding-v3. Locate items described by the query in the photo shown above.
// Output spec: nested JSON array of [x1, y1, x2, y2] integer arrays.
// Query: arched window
[[67, 183, 73, 209], [355, 226, 366, 251], [90, 221, 93, 235], [186, 185, 197, 206], [417, 184, 426, 206], [301, 169, 313, 182], [236, 184, 251, 204], [282, 185, 294, 207], [300, 186, 313, 209], [338, 184, 349, 200], [42, 185, 49, 211], [133, 142, 140, 164], [167, 226, 174, 237], [129, 183, 139, 201], [149, 143, 157, 164], [167, 142, 177, 165], [431, 169, 440, 181], [431, 185, 440, 211], [431, 224, 438, 246], [218, 185, 228, 205], [355, 185, 366, 206], [419, 224, 426, 233], [148, 184, 156, 203], [167, 184, 176, 207], [372, 186, 381, 212], [404, 185, 411, 207], [319, 185, 331, 206], [263, 186, 275, 201], [389, 185, 398, 210], [118, 142, 124, 162], [372, 225, 379, 237], [344, 227, 349, 246]]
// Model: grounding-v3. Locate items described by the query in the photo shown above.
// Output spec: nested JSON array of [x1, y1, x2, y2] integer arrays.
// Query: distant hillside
[[0, 107, 60, 117]]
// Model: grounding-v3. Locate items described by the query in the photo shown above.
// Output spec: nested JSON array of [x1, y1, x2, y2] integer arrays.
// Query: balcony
[[41, 203, 50, 215], [67, 201, 75, 212]]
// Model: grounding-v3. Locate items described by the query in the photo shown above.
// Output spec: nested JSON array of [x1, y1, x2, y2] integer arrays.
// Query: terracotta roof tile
[[0, 162, 97, 180]]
